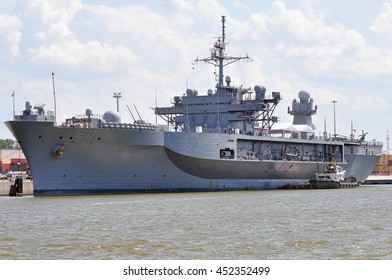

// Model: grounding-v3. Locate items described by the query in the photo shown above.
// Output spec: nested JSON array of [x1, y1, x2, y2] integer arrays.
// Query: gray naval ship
[[5, 16, 382, 196]]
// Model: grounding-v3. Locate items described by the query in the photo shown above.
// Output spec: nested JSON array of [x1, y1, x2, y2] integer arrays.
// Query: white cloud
[[269, 1, 324, 42], [27, 0, 83, 24], [77, 3, 201, 78], [195, 0, 228, 21], [370, 2, 392, 37], [26, 0, 83, 45], [28, 40, 139, 72], [46, 21, 74, 40], [234, 0, 248, 10], [260, 1, 392, 79], [25, 2, 145, 72], [170, 0, 194, 12], [0, 14, 23, 57]]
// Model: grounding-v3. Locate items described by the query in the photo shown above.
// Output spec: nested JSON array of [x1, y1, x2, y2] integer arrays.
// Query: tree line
[[0, 139, 17, 149]]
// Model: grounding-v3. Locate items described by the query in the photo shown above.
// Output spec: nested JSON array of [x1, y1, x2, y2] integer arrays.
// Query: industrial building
[[0, 149, 29, 175]]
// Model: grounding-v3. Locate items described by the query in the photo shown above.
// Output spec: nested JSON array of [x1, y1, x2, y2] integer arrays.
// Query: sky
[[1, 0, 392, 148]]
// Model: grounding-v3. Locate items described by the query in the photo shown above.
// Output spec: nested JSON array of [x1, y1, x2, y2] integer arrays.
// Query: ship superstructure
[[4, 16, 382, 196]]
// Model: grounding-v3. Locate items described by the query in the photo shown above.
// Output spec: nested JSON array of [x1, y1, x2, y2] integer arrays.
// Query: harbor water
[[1, 185, 392, 260]]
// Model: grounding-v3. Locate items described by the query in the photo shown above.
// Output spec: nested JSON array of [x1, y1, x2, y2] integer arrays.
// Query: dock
[[0, 179, 34, 196], [1, 175, 390, 196], [363, 175, 392, 185]]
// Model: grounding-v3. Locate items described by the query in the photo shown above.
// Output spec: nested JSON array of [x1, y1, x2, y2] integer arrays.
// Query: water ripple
[[1, 186, 392, 259]]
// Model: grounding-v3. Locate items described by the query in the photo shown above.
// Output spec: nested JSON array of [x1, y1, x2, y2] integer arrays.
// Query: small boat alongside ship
[[283, 163, 359, 190], [309, 164, 359, 189]]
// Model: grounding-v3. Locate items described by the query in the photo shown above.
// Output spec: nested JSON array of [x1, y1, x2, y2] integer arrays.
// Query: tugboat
[[309, 163, 359, 189]]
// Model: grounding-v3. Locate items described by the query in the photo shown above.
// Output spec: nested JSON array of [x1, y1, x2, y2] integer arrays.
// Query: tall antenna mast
[[331, 100, 337, 139], [350, 120, 354, 141], [194, 15, 251, 94], [52, 72, 57, 121], [192, 15, 250, 132], [155, 88, 158, 124], [218, 15, 226, 87]]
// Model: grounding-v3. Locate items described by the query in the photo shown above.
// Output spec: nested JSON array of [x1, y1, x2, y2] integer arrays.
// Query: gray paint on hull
[[4, 120, 380, 195], [164, 147, 326, 179]]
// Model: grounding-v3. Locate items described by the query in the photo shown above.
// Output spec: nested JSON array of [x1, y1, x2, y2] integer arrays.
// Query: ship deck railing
[[14, 110, 56, 122], [268, 132, 383, 147], [101, 122, 157, 131]]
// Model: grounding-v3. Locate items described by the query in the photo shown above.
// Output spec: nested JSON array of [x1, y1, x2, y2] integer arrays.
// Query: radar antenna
[[358, 130, 368, 142], [194, 16, 251, 90]]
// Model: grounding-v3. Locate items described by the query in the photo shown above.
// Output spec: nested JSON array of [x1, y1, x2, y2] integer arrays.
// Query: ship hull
[[6, 15, 382, 196], [5, 120, 380, 196], [344, 153, 380, 183]]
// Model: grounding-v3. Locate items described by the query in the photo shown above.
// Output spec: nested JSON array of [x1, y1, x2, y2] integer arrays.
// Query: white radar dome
[[103, 110, 121, 123], [298, 90, 310, 101]]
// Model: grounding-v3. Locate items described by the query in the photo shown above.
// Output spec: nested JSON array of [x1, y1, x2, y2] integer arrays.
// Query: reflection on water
[[1, 185, 392, 259]]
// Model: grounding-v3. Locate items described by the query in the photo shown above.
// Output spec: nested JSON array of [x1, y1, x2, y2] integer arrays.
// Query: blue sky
[[1, 0, 392, 147]]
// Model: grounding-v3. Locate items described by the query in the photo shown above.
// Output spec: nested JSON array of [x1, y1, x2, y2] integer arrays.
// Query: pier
[[0, 179, 33, 196], [363, 175, 392, 185]]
